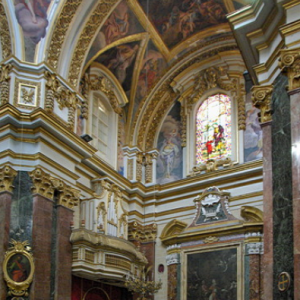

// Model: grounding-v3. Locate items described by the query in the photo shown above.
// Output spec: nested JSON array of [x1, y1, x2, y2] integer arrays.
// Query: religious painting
[[86, 0, 144, 63], [244, 95, 263, 162], [138, 0, 227, 49], [135, 41, 167, 105], [156, 101, 182, 184], [3, 240, 35, 297], [14, 0, 51, 44], [95, 41, 140, 97], [187, 248, 237, 300], [195, 94, 232, 164]]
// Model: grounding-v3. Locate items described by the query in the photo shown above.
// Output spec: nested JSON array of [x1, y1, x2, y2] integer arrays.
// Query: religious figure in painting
[[8, 254, 28, 282], [14, 0, 51, 44]]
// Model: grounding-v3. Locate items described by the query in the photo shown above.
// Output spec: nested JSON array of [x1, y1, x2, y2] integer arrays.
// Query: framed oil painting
[[184, 246, 241, 300], [3, 240, 35, 297]]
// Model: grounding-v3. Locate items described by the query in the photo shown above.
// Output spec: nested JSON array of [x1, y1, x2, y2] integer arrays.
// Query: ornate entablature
[[128, 221, 157, 243]]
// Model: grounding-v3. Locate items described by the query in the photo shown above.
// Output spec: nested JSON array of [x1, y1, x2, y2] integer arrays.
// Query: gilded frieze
[[279, 48, 300, 91], [68, 0, 119, 88], [251, 85, 273, 123], [0, 3, 12, 60], [46, 0, 82, 69], [14, 79, 41, 110], [0, 63, 12, 105], [0, 165, 17, 193]]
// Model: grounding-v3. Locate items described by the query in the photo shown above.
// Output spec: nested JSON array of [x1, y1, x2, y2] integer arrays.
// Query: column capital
[[251, 85, 273, 124], [279, 48, 300, 92], [0, 165, 17, 193]]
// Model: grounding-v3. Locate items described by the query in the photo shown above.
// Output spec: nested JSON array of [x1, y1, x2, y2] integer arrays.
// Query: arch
[[83, 287, 110, 300]]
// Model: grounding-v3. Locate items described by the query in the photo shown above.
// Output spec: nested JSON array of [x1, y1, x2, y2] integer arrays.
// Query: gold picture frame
[[3, 240, 35, 297]]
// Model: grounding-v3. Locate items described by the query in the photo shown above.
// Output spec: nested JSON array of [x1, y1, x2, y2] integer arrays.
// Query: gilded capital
[[279, 48, 300, 91], [0, 165, 17, 193], [251, 85, 273, 123], [29, 168, 54, 199]]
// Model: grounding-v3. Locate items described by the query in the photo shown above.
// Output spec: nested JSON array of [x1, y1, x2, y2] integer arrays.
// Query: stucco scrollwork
[[279, 48, 300, 91], [0, 165, 17, 193], [251, 85, 273, 124]]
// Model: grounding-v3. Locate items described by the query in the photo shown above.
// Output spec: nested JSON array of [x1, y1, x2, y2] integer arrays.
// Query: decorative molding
[[46, 0, 82, 69], [128, 221, 157, 243], [0, 165, 17, 193], [0, 64, 12, 105], [241, 206, 263, 222], [0, 3, 12, 60], [189, 157, 236, 176], [160, 219, 187, 242], [246, 242, 263, 255], [279, 48, 300, 91], [180, 104, 187, 147], [203, 236, 219, 244], [251, 85, 273, 123], [90, 75, 123, 116], [166, 252, 180, 266], [14, 79, 41, 109], [68, 0, 119, 88]]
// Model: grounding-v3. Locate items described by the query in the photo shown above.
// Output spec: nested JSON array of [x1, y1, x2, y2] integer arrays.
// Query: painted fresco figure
[[8, 255, 27, 282], [14, 0, 51, 44]]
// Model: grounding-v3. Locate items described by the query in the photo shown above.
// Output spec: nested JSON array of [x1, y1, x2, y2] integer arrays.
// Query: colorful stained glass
[[195, 94, 231, 164]]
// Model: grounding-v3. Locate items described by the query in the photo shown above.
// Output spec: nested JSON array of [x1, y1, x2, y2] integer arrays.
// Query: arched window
[[90, 92, 117, 168], [195, 94, 232, 164]]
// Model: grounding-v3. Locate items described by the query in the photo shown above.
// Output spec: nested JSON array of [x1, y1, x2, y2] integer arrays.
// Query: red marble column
[[249, 254, 261, 300], [290, 89, 300, 299], [54, 205, 73, 299], [30, 194, 54, 300], [0, 192, 12, 300], [261, 122, 273, 300]]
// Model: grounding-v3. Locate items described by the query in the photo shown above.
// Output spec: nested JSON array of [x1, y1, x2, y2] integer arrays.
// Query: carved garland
[[0, 63, 12, 105], [68, 0, 119, 88], [135, 45, 239, 150], [0, 3, 12, 60], [46, 0, 82, 69]]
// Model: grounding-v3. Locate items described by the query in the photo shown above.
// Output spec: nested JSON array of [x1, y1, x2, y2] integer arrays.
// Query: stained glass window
[[196, 94, 231, 164]]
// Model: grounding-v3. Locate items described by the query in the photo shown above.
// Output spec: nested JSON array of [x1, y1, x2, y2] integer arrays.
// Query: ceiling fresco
[[84, 0, 251, 128]]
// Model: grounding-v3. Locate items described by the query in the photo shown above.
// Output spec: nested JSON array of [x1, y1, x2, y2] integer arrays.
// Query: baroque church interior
[[0, 0, 299, 299]]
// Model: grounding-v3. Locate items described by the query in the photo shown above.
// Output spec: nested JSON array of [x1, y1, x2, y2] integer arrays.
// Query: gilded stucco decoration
[[188, 157, 235, 177], [279, 48, 300, 91], [29, 167, 80, 209], [128, 221, 157, 242], [160, 220, 187, 243], [44, 71, 79, 129], [134, 44, 239, 150], [0, 3, 12, 60], [90, 75, 123, 116], [46, 0, 82, 70], [251, 85, 273, 123], [14, 79, 41, 109], [180, 104, 187, 147], [68, 0, 119, 88], [241, 206, 263, 222], [0, 63, 12, 105], [0, 165, 17, 193]]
